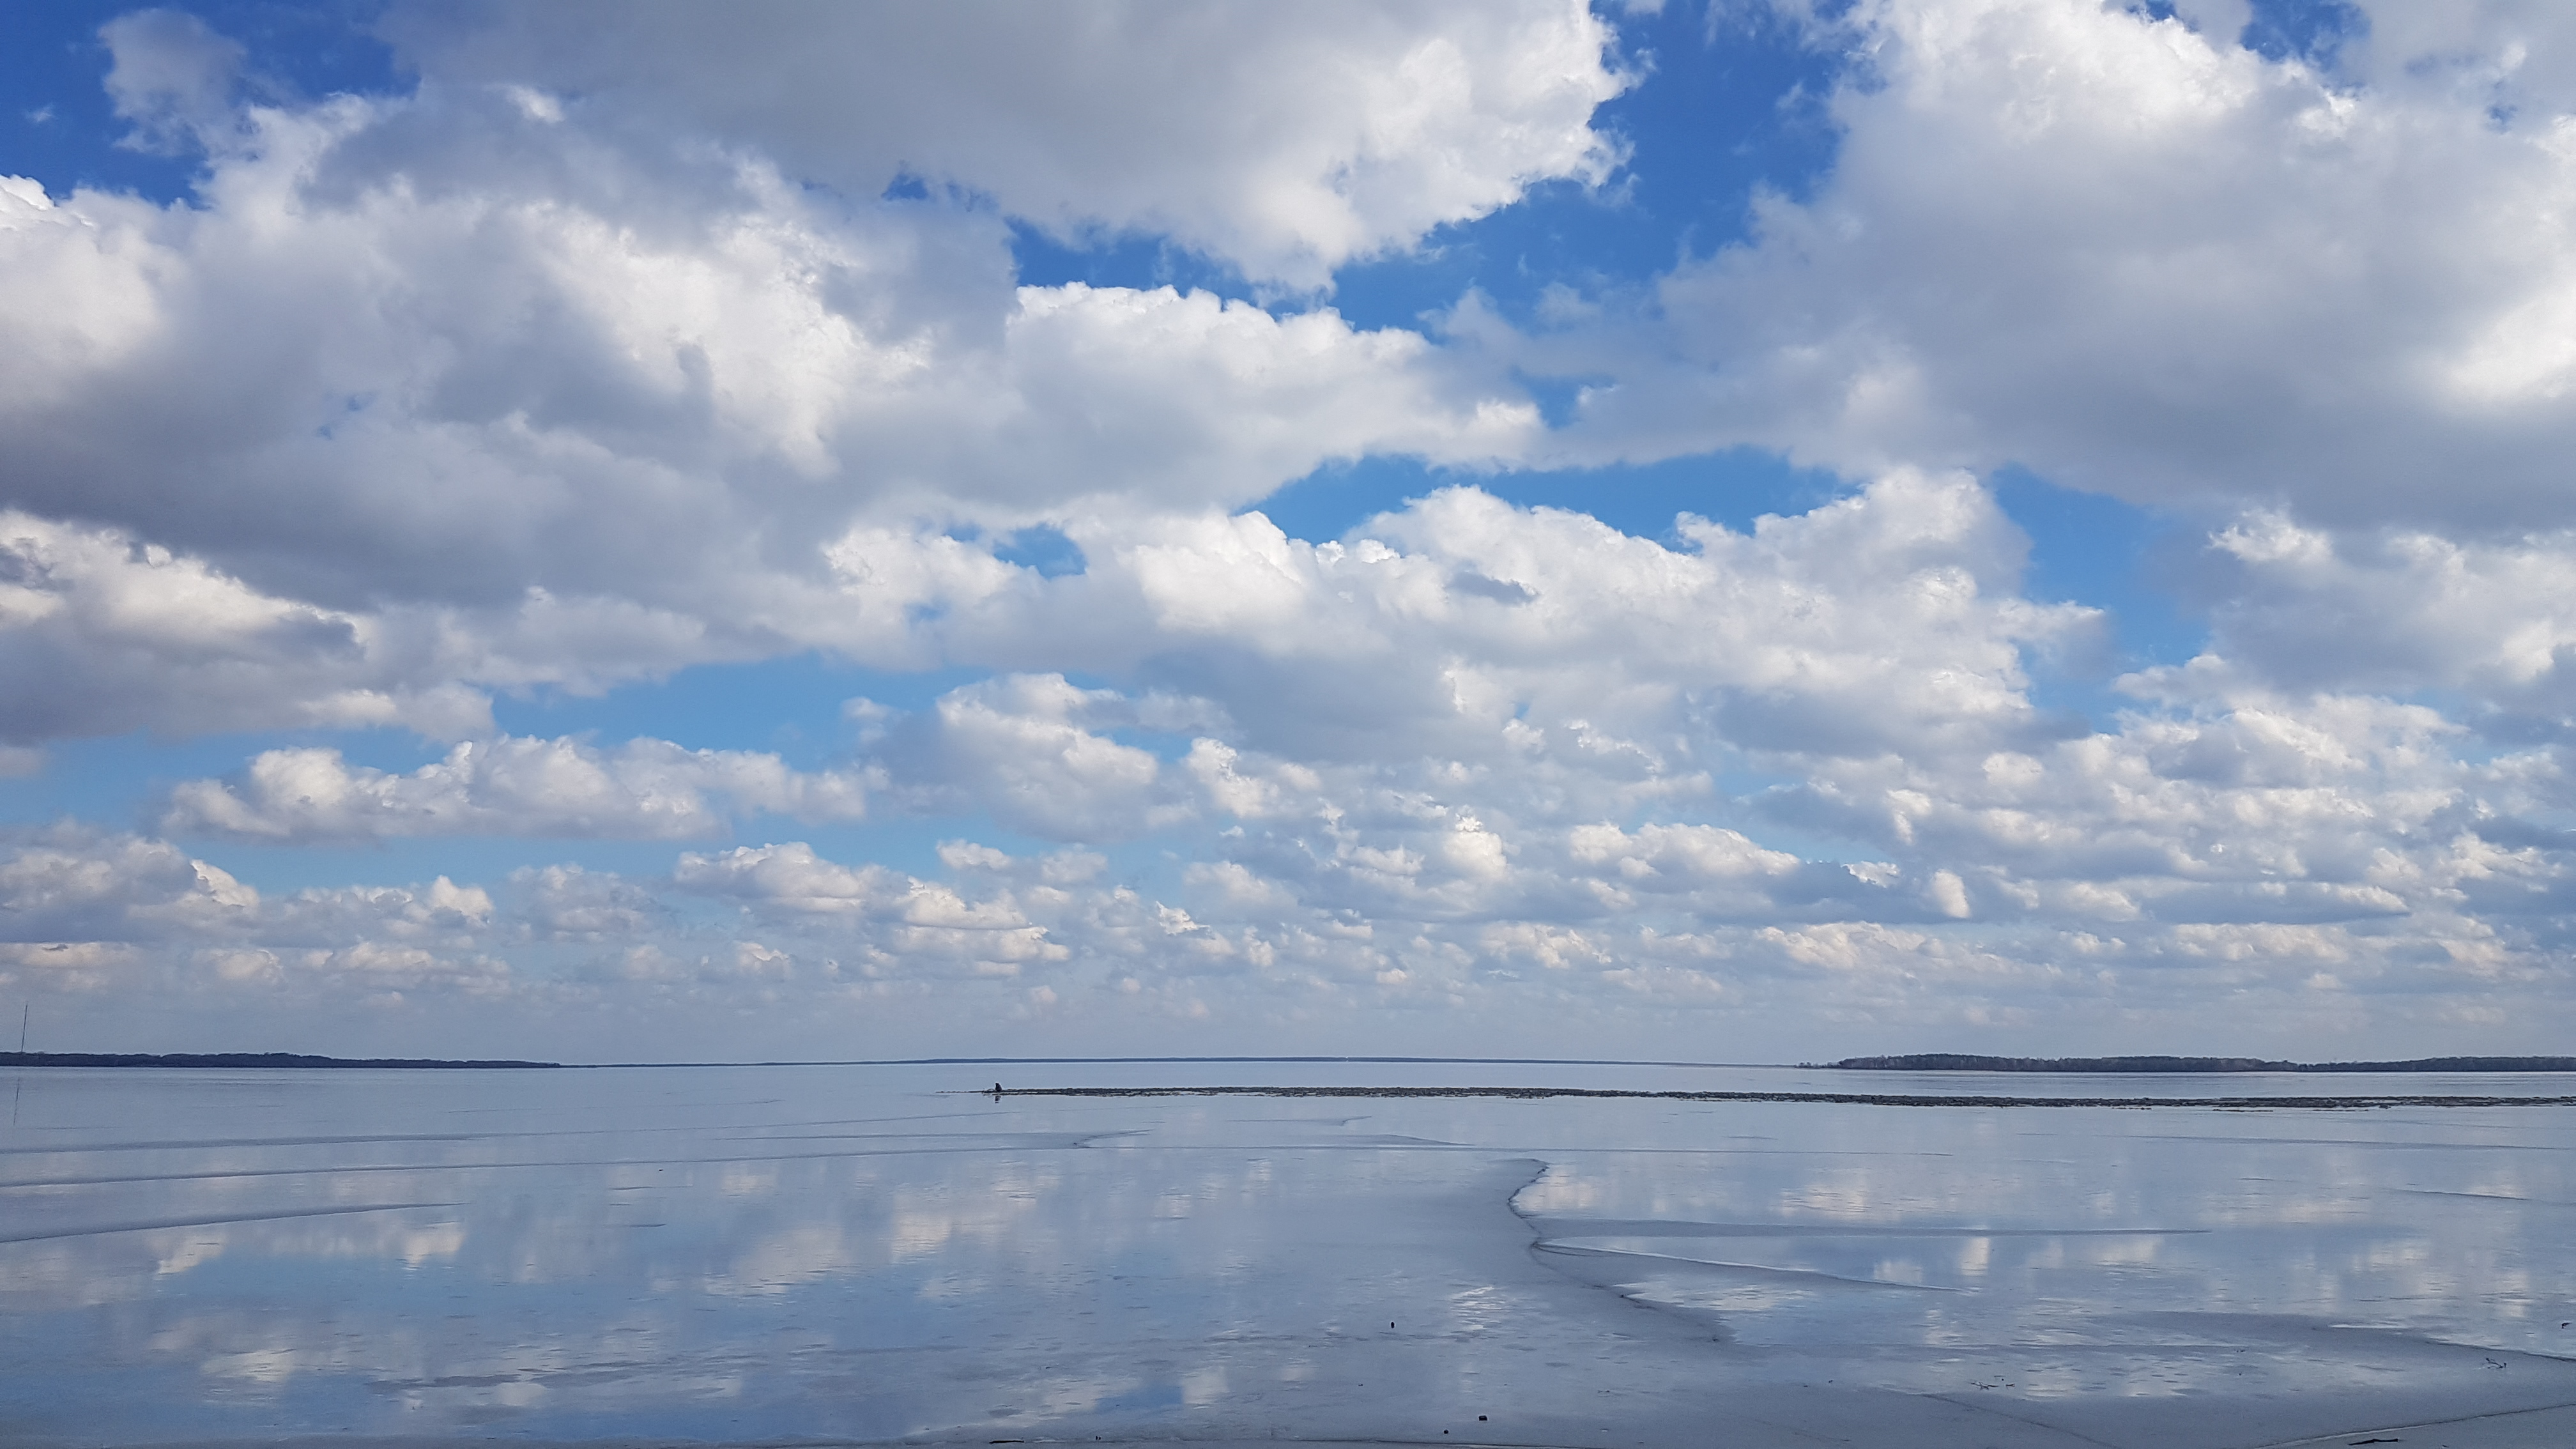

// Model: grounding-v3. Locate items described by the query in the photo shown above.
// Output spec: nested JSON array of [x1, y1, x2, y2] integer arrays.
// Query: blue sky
[[4, 0, 2574, 1062]]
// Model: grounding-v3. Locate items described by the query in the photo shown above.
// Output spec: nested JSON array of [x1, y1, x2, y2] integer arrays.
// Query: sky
[[4, 0, 2576, 1064]]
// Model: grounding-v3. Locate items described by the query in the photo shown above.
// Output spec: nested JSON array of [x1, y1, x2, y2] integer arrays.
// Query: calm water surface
[[3, 1061, 2573, 1447]]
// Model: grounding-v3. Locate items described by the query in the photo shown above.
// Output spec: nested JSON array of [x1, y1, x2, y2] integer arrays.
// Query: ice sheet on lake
[[1, 1061, 2572, 1447]]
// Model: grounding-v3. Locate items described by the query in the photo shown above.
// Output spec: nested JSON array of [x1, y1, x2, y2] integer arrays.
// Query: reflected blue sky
[[3, 1062, 2572, 1446]]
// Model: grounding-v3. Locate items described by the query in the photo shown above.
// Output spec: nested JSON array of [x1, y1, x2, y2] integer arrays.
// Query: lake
[[3, 1060, 2573, 1447]]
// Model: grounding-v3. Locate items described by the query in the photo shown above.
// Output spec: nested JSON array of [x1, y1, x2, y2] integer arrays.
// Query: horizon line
[[572, 1054, 1786, 1069]]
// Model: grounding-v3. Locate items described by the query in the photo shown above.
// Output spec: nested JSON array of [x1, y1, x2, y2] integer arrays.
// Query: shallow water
[[2, 1061, 2573, 1447]]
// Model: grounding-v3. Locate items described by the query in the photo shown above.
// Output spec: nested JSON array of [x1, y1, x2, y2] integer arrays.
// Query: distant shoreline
[[999, 1084, 2576, 1110], [6, 1050, 2566, 1073], [2, 1052, 1767, 1071], [1825, 1053, 2576, 1073], [0, 1052, 563, 1070]]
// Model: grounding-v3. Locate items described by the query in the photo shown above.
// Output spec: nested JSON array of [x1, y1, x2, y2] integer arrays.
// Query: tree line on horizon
[[1827, 1054, 2576, 1073]]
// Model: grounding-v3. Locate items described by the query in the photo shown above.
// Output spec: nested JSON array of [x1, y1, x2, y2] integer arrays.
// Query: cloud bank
[[4, 0, 2575, 1061]]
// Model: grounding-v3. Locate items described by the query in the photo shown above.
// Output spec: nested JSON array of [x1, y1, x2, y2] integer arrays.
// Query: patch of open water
[[1, 1061, 2572, 1447]]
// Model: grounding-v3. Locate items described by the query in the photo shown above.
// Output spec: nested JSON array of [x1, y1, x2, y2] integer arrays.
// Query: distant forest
[[0, 1052, 561, 1070], [1830, 1054, 2576, 1073]]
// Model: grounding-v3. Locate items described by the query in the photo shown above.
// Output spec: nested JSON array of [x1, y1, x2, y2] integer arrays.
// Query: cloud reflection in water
[[0, 1062, 2572, 1446]]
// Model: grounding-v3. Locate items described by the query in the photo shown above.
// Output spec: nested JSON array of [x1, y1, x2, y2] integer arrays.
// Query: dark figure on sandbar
[[990, 1082, 1003, 1098]]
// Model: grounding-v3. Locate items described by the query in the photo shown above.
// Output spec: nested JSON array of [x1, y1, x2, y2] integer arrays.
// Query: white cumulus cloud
[[1538, 0, 2576, 529], [160, 735, 873, 842], [385, 0, 1631, 289]]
